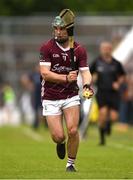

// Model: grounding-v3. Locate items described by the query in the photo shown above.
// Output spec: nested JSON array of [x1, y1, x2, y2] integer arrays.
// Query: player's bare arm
[[80, 69, 92, 86], [112, 75, 126, 91], [92, 73, 98, 83], [80, 70, 94, 99], [40, 65, 77, 83]]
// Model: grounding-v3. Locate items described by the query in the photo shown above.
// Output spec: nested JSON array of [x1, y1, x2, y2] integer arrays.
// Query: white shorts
[[42, 95, 80, 116]]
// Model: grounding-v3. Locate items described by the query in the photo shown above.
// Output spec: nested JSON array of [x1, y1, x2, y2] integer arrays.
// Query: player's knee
[[99, 117, 106, 124], [99, 113, 107, 123], [110, 113, 118, 122], [51, 133, 65, 143], [68, 127, 78, 138]]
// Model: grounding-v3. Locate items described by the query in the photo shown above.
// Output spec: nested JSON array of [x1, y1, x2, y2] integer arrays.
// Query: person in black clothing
[[90, 41, 126, 145], [29, 65, 42, 129]]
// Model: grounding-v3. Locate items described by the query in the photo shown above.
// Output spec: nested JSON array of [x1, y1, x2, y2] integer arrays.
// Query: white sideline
[[109, 142, 133, 152], [22, 127, 44, 142]]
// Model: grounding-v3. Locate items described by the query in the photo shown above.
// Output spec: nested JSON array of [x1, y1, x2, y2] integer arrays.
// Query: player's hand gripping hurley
[[82, 84, 94, 99]]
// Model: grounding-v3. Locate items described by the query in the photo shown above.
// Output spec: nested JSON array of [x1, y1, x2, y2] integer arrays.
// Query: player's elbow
[[41, 69, 50, 81]]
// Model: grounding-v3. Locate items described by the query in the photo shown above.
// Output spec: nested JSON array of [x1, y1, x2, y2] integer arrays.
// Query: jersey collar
[[56, 41, 70, 52]]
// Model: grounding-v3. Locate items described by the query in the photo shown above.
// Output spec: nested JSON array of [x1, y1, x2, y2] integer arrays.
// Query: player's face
[[100, 43, 112, 58], [53, 26, 69, 44]]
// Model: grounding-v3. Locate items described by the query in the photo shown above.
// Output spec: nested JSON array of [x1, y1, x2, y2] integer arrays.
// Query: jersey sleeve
[[117, 61, 126, 77], [90, 60, 97, 74], [78, 46, 89, 71], [39, 44, 51, 66]]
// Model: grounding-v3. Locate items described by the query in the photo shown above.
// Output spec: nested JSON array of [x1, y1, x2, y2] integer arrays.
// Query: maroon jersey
[[40, 39, 89, 100]]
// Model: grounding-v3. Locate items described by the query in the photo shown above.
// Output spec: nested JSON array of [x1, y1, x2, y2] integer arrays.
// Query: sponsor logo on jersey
[[51, 63, 71, 73]]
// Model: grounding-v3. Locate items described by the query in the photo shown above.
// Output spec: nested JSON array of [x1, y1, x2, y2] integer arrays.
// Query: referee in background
[[90, 41, 126, 145]]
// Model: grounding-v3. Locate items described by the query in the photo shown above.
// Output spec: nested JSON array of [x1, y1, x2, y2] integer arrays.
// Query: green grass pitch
[[0, 124, 133, 179]]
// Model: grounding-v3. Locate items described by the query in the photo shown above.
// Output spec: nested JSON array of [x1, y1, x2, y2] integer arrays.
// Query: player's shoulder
[[94, 56, 101, 61], [74, 41, 87, 52], [112, 57, 122, 65], [90, 57, 99, 67], [92, 56, 102, 64], [40, 39, 55, 51]]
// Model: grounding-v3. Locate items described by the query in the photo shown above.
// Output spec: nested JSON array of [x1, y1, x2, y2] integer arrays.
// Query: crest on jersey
[[61, 53, 68, 61]]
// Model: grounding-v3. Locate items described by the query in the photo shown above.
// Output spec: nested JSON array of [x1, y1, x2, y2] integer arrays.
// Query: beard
[[55, 36, 69, 44]]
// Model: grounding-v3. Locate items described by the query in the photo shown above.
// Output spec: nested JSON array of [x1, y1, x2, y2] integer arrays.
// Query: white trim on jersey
[[40, 62, 51, 66], [74, 45, 81, 51], [56, 42, 70, 52], [79, 67, 89, 71]]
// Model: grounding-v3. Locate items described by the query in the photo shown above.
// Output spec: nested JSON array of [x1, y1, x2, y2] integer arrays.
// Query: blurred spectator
[[0, 82, 21, 126], [19, 74, 35, 126], [19, 66, 43, 129], [119, 74, 133, 126], [119, 51, 133, 127], [0, 83, 4, 107], [119, 80, 128, 124], [29, 65, 42, 129], [13, 46, 25, 69], [127, 74, 133, 125]]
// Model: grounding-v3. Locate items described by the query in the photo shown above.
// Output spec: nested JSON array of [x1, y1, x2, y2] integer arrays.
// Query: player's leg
[[108, 93, 120, 134], [42, 100, 66, 159], [46, 115, 66, 159], [96, 92, 109, 145], [109, 109, 119, 133], [98, 106, 109, 145], [63, 105, 80, 171], [105, 117, 112, 135], [109, 95, 120, 123], [110, 109, 119, 122], [46, 115, 65, 143]]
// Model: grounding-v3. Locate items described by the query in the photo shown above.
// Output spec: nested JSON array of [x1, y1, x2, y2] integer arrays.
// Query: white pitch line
[[22, 127, 44, 142], [109, 142, 133, 152]]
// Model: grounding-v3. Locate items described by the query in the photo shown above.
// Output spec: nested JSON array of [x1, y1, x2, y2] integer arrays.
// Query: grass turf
[[0, 124, 133, 179]]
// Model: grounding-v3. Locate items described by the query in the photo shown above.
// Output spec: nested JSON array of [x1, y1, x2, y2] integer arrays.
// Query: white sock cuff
[[66, 157, 76, 167]]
